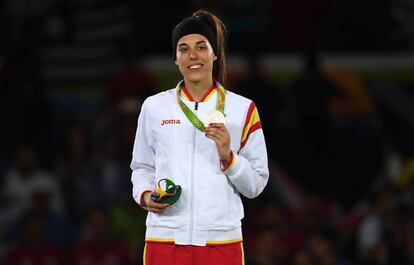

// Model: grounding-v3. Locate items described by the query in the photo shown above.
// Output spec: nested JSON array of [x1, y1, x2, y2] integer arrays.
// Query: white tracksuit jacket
[[130, 81, 269, 246]]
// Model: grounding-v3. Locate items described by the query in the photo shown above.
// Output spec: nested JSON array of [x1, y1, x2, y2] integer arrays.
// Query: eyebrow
[[178, 40, 207, 47]]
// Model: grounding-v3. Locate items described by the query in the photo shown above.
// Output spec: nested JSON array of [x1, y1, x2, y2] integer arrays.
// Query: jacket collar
[[178, 80, 218, 103]]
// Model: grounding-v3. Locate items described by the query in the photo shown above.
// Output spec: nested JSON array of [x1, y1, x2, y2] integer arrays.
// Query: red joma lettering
[[161, 119, 181, 126]]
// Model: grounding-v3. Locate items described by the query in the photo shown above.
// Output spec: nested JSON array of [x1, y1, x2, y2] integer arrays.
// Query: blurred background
[[1, 0, 414, 264]]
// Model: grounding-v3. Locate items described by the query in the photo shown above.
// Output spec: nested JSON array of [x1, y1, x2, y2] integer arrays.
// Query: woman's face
[[175, 33, 217, 84]]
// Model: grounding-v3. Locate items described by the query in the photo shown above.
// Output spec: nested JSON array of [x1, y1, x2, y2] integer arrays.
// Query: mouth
[[188, 63, 203, 70]]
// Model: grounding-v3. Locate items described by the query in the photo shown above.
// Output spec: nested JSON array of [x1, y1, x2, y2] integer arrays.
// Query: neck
[[184, 78, 213, 102]]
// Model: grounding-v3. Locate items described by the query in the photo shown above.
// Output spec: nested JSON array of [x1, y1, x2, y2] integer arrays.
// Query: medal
[[203, 109, 226, 127]]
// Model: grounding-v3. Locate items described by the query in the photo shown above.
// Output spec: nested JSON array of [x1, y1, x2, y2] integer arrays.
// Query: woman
[[131, 10, 269, 265]]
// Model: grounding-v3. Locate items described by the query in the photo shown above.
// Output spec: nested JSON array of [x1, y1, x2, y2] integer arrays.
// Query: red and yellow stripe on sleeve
[[240, 102, 262, 149]]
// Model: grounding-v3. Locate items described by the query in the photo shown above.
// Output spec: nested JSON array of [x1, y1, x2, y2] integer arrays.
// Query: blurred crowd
[[1, 0, 414, 265], [1, 0, 414, 54]]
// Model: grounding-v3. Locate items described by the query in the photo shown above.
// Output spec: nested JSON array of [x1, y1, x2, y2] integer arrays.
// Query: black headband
[[172, 16, 218, 59]]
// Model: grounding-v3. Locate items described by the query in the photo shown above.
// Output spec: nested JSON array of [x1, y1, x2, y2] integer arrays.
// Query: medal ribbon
[[176, 80, 226, 132]]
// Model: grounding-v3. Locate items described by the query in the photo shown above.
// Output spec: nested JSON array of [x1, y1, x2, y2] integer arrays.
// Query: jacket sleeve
[[221, 102, 269, 199], [130, 99, 156, 206]]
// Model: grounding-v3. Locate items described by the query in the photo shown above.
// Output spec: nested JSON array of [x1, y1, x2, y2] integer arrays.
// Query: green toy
[[151, 179, 182, 205]]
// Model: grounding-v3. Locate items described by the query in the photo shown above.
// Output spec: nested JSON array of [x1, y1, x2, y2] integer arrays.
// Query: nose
[[189, 52, 197, 60]]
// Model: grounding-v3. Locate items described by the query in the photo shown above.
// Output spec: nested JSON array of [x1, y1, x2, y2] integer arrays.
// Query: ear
[[213, 55, 218, 61], [175, 60, 178, 65]]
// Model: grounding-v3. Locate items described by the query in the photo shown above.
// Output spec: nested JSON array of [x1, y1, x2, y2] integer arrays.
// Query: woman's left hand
[[204, 123, 231, 161]]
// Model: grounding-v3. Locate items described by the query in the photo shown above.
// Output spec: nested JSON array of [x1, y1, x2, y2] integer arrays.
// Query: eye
[[198, 46, 207, 50], [178, 47, 188, 53]]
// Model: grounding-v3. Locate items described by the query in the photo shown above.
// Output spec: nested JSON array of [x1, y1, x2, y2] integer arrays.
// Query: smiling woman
[[174, 33, 217, 97], [130, 9, 269, 265]]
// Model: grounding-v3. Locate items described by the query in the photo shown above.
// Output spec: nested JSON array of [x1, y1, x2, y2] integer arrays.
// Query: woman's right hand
[[142, 191, 170, 213]]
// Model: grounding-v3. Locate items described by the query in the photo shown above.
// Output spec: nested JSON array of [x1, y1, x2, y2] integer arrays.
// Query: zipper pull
[[195, 102, 198, 110]]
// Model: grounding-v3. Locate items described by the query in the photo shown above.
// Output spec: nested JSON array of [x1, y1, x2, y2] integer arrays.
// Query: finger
[[207, 125, 226, 133], [146, 200, 170, 209], [205, 127, 228, 139], [145, 204, 169, 213], [205, 129, 224, 138], [146, 207, 167, 213], [205, 134, 226, 146], [208, 123, 225, 128], [205, 126, 226, 135], [151, 202, 170, 209], [207, 125, 228, 136], [205, 132, 225, 143], [205, 133, 219, 142]]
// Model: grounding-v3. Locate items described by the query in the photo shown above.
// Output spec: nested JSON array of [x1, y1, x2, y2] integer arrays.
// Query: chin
[[186, 72, 208, 83], [185, 77, 201, 84]]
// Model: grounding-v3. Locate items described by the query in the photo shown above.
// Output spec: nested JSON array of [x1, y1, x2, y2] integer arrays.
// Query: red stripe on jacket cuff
[[220, 151, 234, 172]]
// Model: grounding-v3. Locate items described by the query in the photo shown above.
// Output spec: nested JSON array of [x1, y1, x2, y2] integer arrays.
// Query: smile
[[188, 64, 203, 69]]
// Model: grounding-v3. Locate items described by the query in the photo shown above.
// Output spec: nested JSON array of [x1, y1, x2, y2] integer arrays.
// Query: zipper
[[189, 102, 198, 243]]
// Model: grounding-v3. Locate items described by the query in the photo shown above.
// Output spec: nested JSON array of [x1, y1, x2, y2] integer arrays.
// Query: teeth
[[189, 64, 202, 69]]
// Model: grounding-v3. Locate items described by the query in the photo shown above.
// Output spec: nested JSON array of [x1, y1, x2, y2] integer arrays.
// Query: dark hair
[[174, 10, 228, 88]]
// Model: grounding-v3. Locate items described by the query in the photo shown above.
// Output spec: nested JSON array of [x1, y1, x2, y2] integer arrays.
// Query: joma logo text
[[161, 119, 181, 126]]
